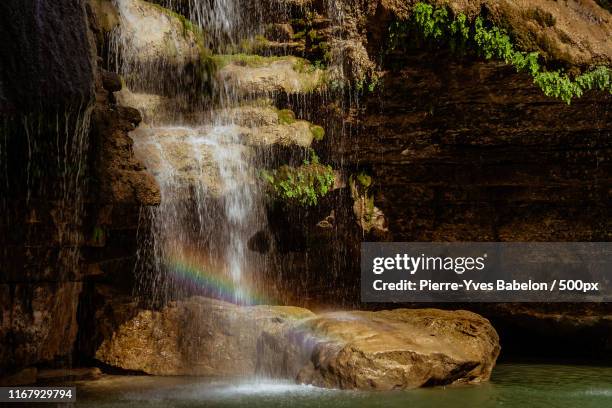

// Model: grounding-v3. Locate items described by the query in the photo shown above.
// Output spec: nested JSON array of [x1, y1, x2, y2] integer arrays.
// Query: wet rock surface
[[0, 0, 95, 113], [216, 56, 326, 95], [260, 308, 500, 390], [348, 57, 612, 242], [0, 283, 82, 372], [95, 297, 315, 376], [95, 297, 499, 389], [0, 0, 161, 376], [113, 0, 202, 66]]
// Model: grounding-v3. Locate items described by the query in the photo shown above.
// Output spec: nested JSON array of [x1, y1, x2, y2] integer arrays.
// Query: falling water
[[155, 0, 271, 51], [0, 103, 93, 279], [112, 0, 272, 305], [132, 123, 267, 304]]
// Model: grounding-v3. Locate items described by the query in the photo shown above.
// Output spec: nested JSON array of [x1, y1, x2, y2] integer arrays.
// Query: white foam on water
[[583, 388, 612, 396]]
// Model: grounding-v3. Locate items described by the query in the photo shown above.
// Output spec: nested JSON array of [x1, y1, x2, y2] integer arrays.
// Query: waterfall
[[113, 0, 270, 305], [132, 123, 266, 304]]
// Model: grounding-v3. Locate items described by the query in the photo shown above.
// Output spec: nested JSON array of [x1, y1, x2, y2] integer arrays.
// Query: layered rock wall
[[264, 0, 612, 359], [0, 0, 159, 376], [0, 0, 610, 378]]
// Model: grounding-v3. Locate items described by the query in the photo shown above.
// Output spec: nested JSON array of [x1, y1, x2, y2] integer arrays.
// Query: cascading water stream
[[110, 0, 361, 309], [113, 0, 271, 305], [132, 123, 266, 304]]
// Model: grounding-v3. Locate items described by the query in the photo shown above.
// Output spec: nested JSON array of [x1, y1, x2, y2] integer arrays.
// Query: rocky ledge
[[95, 297, 499, 390]]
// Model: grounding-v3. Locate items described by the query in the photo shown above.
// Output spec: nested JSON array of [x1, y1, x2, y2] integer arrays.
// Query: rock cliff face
[[0, 0, 94, 376], [0, 0, 159, 376], [0, 0, 95, 113], [262, 0, 612, 359], [351, 57, 611, 242], [0, 0, 610, 381]]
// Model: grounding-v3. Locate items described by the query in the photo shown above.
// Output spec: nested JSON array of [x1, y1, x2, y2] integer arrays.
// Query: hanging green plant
[[391, 2, 612, 104], [261, 151, 335, 207]]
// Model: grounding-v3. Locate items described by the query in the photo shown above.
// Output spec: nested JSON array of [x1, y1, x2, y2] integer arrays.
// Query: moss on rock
[[309, 124, 325, 141], [214, 54, 327, 94], [391, 2, 612, 103], [277, 109, 297, 125]]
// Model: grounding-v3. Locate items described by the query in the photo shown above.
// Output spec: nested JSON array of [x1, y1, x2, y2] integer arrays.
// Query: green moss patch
[[211, 54, 288, 69], [277, 109, 297, 125], [309, 125, 325, 141], [356, 171, 372, 189]]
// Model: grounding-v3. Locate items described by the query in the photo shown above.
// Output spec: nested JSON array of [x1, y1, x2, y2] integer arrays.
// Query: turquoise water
[[75, 364, 612, 408]]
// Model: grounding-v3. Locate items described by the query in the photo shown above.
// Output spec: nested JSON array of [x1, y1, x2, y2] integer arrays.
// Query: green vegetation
[[261, 151, 335, 207], [392, 2, 612, 104], [235, 35, 271, 54], [91, 226, 105, 246], [277, 110, 326, 141], [211, 54, 285, 69], [292, 57, 320, 74], [355, 171, 372, 189], [309, 125, 325, 141], [355, 72, 381, 94], [277, 109, 297, 125], [349, 172, 377, 229], [291, 11, 332, 67]]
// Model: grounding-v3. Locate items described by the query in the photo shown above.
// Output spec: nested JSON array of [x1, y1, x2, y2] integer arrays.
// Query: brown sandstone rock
[[127, 101, 318, 197], [91, 76, 161, 207], [114, 0, 202, 67], [366, 0, 612, 68], [95, 297, 314, 376], [216, 56, 326, 95], [260, 308, 500, 390], [95, 297, 499, 389], [0, 283, 82, 372]]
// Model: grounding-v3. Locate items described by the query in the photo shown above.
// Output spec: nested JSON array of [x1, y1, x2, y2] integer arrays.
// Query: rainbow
[[164, 252, 274, 306]]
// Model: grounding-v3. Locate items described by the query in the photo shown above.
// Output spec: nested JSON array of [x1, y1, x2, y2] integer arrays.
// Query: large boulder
[[94, 297, 314, 376], [94, 297, 500, 389], [260, 308, 500, 390]]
